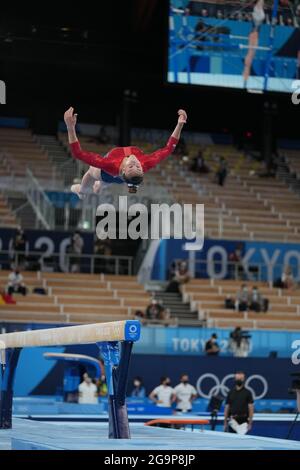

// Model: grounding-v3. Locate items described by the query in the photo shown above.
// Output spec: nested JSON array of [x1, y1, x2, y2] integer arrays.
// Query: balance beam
[[0, 320, 140, 349], [0, 320, 140, 439]]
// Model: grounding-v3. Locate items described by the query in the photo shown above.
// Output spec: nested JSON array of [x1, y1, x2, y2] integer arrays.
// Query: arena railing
[[172, 258, 299, 284], [26, 169, 56, 230], [0, 250, 133, 276]]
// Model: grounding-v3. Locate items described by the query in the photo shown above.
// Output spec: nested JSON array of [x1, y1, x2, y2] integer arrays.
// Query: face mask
[[134, 381, 140, 388], [165, 381, 171, 386], [235, 380, 244, 387], [182, 380, 189, 384]]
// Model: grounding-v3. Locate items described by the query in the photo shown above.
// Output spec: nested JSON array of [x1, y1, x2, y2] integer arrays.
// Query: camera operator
[[224, 371, 254, 434], [229, 327, 251, 358], [287, 373, 300, 439]]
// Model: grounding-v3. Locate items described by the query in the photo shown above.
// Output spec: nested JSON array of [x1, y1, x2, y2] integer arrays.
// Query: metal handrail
[[26, 168, 55, 230], [0, 249, 133, 275]]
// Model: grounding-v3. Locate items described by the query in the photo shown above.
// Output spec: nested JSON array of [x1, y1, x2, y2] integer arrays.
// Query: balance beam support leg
[[0, 348, 22, 429], [98, 341, 133, 439]]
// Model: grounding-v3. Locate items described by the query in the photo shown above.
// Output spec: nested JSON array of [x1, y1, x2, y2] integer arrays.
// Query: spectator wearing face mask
[[131, 377, 146, 398], [7, 268, 27, 296], [224, 371, 254, 434], [174, 374, 197, 413], [78, 373, 98, 404], [249, 286, 269, 313], [145, 299, 164, 322], [166, 260, 191, 294], [235, 284, 250, 312], [281, 265, 295, 290], [149, 377, 176, 408]]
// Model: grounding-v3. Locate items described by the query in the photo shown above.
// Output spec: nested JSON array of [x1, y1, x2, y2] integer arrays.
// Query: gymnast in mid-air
[[243, 0, 265, 84], [64, 107, 187, 198]]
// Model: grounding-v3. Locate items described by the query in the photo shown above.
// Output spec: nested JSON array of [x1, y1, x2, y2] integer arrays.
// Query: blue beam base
[[98, 341, 133, 439], [0, 348, 22, 429]]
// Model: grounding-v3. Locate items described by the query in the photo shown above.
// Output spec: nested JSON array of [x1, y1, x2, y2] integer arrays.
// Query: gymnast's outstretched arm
[[143, 109, 187, 171], [64, 107, 105, 168]]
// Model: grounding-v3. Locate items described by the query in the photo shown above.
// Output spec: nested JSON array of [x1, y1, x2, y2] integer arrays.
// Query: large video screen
[[168, 1, 300, 93]]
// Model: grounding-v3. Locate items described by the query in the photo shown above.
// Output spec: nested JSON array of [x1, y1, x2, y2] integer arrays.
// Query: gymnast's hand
[[177, 109, 187, 125], [64, 107, 78, 129]]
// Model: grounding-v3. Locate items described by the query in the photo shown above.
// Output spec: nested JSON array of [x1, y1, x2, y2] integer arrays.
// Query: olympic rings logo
[[196, 373, 268, 400], [129, 324, 138, 333]]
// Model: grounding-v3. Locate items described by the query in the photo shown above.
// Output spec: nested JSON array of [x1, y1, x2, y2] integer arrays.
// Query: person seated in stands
[[273, 265, 295, 289], [166, 260, 190, 294], [281, 265, 295, 290], [190, 149, 210, 174], [96, 125, 109, 144], [94, 237, 113, 273], [249, 286, 269, 313], [215, 156, 228, 186], [6, 268, 27, 296], [224, 294, 235, 310], [173, 137, 188, 157], [10, 227, 27, 268], [130, 376, 146, 398], [134, 309, 145, 320], [145, 299, 164, 321], [228, 243, 244, 280], [235, 284, 250, 312], [158, 307, 171, 322], [69, 230, 84, 273], [205, 333, 220, 356]]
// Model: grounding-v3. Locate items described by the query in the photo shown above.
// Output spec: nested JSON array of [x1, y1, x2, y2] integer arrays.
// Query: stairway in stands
[[36, 135, 76, 188], [7, 191, 39, 229], [0, 192, 18, 228], [277, 155, 300, 196], [154, 291, 200, 326]]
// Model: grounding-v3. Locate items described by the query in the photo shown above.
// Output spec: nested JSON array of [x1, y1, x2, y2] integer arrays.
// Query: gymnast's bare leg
[[71, 166, 102, 199], [243, 0, 265, 84], [243, 31, 258, 82]]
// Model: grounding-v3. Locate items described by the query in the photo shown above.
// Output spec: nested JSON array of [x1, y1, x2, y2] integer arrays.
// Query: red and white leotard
[[70, 136, 179, 176]]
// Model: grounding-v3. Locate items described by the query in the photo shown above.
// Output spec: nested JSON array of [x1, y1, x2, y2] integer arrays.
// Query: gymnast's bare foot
[[93, 181, 102, 194], [71, 184, 86, 200]]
